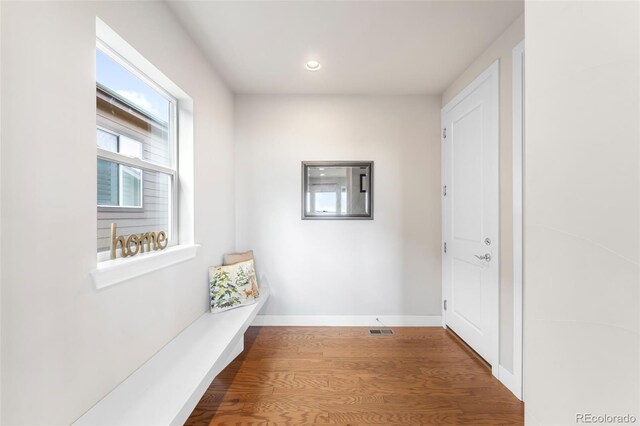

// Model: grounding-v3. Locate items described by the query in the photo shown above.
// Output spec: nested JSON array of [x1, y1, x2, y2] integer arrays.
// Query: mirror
[[302, 161, 373, 220]]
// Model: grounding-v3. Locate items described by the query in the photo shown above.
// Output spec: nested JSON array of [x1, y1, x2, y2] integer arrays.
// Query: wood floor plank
[[185, 327, 523, 425]]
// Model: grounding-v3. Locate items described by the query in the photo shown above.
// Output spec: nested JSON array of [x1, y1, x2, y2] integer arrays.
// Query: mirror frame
[[301, 161, 374, 220]]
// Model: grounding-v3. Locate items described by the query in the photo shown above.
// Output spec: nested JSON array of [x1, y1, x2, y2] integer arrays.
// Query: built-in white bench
[[74, 286, 270, 426]]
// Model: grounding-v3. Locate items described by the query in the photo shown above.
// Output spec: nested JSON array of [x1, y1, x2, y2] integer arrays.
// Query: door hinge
[[442, 128, 447, 139], [444, 242, 447, 253], [443, 185, 447, 196], [444, 299, 447, 311]]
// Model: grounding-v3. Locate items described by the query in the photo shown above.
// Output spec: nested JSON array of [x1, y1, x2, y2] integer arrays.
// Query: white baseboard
[[251, 315, 443, 327], [498, 365, 522, 400]]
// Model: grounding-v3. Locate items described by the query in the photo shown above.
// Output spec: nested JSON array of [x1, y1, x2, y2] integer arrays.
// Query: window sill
[[91, 244, 199, 290]]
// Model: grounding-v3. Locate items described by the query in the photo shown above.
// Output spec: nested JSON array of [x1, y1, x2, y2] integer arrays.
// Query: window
[[97, 129, 143, 208], [96, 44, 178, 259], [314, 192, 337, 214]]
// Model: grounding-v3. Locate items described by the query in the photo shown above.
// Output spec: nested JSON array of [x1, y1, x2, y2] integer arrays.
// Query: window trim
[[92, 244, 200, 289], [96, 41, 179, 262]]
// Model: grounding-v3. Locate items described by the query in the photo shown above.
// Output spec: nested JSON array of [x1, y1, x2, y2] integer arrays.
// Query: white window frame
[[96, 41, 179, 263]]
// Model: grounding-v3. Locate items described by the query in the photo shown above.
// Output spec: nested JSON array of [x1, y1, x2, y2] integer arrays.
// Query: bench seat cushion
[[223, 250, 254, 265]]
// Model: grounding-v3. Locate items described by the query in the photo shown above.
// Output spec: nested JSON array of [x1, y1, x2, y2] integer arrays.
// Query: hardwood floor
[[186, 327, 523, 425]]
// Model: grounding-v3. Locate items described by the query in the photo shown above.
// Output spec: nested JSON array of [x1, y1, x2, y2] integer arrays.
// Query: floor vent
[[369, 329, 394, 335]]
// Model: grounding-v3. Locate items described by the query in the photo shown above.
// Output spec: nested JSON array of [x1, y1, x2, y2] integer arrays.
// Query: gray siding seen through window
[[96, 89, 172, 254]]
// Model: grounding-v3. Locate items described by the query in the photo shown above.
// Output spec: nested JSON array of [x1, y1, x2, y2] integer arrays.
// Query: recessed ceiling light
[[320, 173, 325, 176], [305, 60, 321, 71]]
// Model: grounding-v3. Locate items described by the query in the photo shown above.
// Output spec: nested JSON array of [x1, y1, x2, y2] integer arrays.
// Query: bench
[[74, 286, 270, 425]]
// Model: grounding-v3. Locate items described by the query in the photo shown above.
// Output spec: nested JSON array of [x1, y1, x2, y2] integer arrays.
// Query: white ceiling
[[167, 1, 523, 95]]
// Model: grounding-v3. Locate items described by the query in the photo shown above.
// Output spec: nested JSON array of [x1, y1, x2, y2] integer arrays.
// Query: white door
[[442, 61, 499, 372]]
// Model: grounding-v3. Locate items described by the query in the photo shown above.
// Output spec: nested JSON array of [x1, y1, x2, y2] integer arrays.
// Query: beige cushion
[[209, 259, 260, 314], [223, 250, 254, 265]]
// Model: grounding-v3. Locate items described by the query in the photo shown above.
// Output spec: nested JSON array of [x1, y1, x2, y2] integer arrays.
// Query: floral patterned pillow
[[209, 259, 260, 313]]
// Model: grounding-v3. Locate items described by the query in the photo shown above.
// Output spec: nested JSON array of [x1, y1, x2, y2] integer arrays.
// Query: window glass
[[97, 159, 118, 206], [96, 49, 170, 123], [96, 49, 172, 168], [97, 128, 117, 152], [97, 169, 171, 253], [120, 166, 142, 207], [315, 192, 337, 213], [119, 135, 143, 159], [97, 160, 142, 208], [96, 46, 177, 257]]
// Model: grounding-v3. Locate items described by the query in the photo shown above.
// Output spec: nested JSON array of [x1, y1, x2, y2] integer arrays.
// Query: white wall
[[0, 1, 234, 424], [525, 1, 639, 423], [235, 96, 442, 320], [442, 15, 523, 373]]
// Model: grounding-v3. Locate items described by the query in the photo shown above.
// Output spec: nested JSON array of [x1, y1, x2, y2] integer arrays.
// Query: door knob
[[474, 253, 491, 262]]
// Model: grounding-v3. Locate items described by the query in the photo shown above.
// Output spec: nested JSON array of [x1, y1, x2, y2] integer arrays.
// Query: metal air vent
[[369, 329, 394, 335]]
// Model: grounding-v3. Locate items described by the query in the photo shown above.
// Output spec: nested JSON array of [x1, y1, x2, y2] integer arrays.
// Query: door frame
[[441, 60, 500, 378], [511, 40, 525, 400]]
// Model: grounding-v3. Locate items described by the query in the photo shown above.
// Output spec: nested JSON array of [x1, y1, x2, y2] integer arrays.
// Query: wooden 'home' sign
[[110, 223, 168, 260]]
